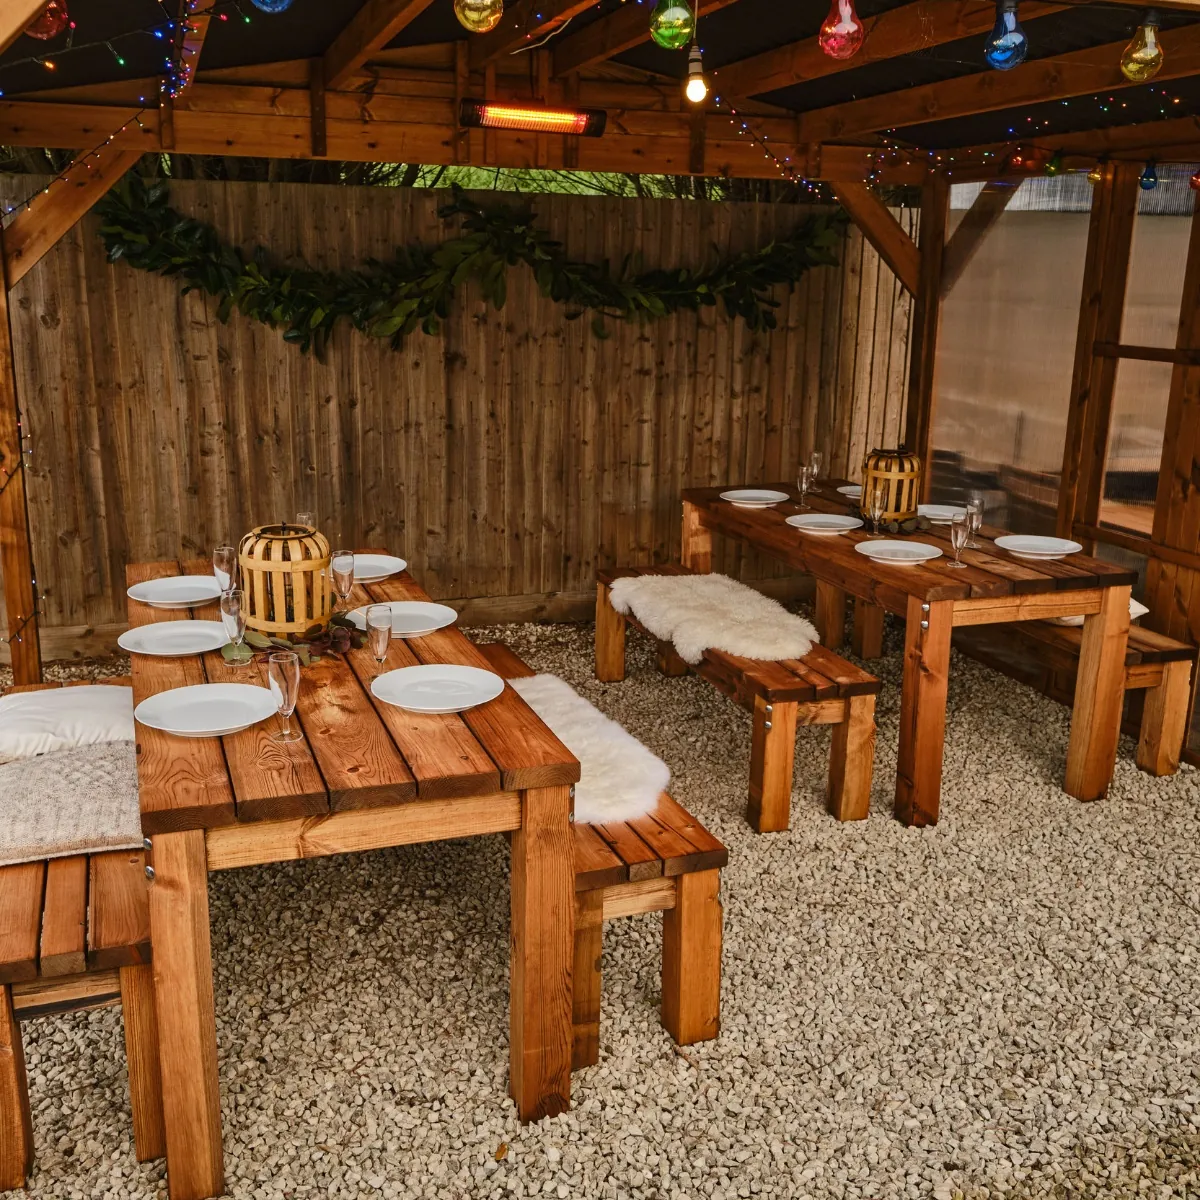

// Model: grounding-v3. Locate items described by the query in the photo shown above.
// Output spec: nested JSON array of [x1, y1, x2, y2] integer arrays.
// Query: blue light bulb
[[250, 0, 293, 11], [984, 0, 1028, 70], [1141, 162, 1158, 190]]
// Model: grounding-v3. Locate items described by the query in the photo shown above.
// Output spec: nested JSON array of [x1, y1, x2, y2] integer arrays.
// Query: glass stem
[[281, 713, 291, 738]]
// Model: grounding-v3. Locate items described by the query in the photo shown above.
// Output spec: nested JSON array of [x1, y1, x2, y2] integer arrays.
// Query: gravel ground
[[7, 619, 1200, 1200]]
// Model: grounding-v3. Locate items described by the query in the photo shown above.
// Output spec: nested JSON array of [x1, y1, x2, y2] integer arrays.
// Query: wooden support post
[[1136, 658, 1192, 776], [661, 869, 722, 1047], [689, 108, 707, 176], [656, 640, 689, 678], [828, 693, 876, 822], [0, 983, 32, 1191], [510, 784, 573, 1122], [453, 41, 470, 165], [904, 172, 950, 499], [747, 694, 797, 833], [562, 73, 581, 169], [0, 247, 40, 685], [851, 597, 885, 659], [681, 501, 713, 573], [147, 830, 223, 1200], [894, 595, 953, 826], [571, 890, 603, 1069], [814, 580, 846, 651], [309, 58, 328, 158], [940, 180, 1023, 296], [159, 95, 176, 152], [1057, 161, 1140, 541], [120, 963, 166, 1164], [594, 583, 627, 682], [1065, 584, 1131, 801], [830, 182, 921, 297]]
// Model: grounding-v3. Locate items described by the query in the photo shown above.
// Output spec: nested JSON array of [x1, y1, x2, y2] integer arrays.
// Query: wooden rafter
[[470, 0, 601, 70], [940, 180, 1022, 297], [324, 0, 440, 91], [1, 0, 45, 58], [715, 0, 1065, 100], [829, 182, 921, 297], [795, 23, 1200, 143], [553, 0, 744, 77]]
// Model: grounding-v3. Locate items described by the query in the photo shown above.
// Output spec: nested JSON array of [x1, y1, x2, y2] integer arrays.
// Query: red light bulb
[[24, 0, 69, 40], [819, 0, 864, 60], [1191, 170, 1200, 192]]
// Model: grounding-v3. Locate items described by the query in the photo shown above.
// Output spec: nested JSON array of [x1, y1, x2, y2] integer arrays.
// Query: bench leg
[[828, 694, 877, 822], [748, 696, 798, 833], [656, 640, 689, 678], [595, 583, 627, 682], [572, 891, 604, 1070], [681, 501, 713, 573], [662, 871, 722, 1047], [814, 581, 846, 651], [1137, 658, 1192, 776], [851, 599, 885, 660], [0, 983, 33, 1191], [120, 964, 166, 1163]]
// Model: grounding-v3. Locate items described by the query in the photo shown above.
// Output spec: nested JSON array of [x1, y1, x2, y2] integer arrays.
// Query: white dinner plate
[[347, 600, 457, 638], [126, 576, 223, 610], [134, 683, 277, 738], [786, 513, 864, 536], [919, 504, 967, 524], [118, 620, 229, 657], [352, 553, 407, 583], [994, 535, 1082, 561], [371, 664, 505, 714], [719, 488, 790, 508], [854, 540, 943, 565], [837, 484, 863, 499]]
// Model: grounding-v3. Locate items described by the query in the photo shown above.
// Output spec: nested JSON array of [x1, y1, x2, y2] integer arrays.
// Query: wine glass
[[808, 450, 824, 482], [796, 463, 814, 510], [268, 651, 303, 744], [366, 604, 392, 665], [866, 484, 887, 535], [966, 493, 985, 549], [331, 549, 355, 611], [296, 511, 315, 530], [948, 514, 969, 568], [213, 544, 237, 593], [220, 588, 250, 665]]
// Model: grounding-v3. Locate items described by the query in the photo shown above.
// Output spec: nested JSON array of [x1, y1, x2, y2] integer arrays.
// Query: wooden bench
[[955, 619, 1197, 776], [595, 567, 881, 831], [0, 681, 163, 1190], [479, 642, 728, 1070]]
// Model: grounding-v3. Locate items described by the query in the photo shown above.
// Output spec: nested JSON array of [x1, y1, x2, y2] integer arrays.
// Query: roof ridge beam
[[324, 0, 440, 91]]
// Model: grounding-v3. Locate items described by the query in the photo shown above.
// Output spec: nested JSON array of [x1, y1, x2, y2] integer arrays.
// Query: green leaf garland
[[96, 175, 846, 355]]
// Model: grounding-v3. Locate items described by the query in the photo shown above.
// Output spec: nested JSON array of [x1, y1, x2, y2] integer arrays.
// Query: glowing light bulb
[[649, 0, 695, 51], [1191, 169, 1200, 192], [1044, 150, 1063, 177], [1087, 163, 1103, 185], [455, 0, 504, 33], [24, 0, 69, 40], [250, 0, 293, 11], [685, 43, 708, 103], [1141, 162, 1158, 190], [818, 0, 865, 60], [1120, 10, 1163, 82], [983, 0, 1028, 70]]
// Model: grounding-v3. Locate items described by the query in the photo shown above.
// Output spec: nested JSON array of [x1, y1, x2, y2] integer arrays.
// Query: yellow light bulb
[[685, 43, 707, 104], [1120, 12, 1163, 82], [1087, 163, 1103, 185]]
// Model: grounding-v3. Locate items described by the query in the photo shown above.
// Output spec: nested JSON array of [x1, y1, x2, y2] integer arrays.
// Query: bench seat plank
[[0, 864, 45, 984], [87, 851, 151, 971], [573, 825, 628, 891], [628, 797, 729, 877], [39, 857, 88, 978]]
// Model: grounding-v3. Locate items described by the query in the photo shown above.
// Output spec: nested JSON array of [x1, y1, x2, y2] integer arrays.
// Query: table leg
[[1066, 584, 1131, 801], [147, 830, 224, 1200], [851, 598, 886, 659], [895, 596, 953, 827], [510, 785, 574, 1123], [681, 501, 713, 573], [814, 581, 846, 650]]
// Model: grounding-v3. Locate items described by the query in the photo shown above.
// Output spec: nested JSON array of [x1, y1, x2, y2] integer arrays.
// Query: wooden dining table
[[126, 560, 580, 1200], [681, 484, 1137, 827]]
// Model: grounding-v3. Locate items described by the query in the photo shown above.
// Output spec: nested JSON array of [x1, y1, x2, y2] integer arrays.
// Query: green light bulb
[[649, 0, 695, 51]]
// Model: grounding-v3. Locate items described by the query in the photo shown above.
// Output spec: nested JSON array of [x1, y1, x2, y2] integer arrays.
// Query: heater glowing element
[[459, 100, 607, 137]]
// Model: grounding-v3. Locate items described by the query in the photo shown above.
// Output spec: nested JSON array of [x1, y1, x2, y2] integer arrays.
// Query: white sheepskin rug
[[510, 674, 669, 825], [608, 572, 819, 664]]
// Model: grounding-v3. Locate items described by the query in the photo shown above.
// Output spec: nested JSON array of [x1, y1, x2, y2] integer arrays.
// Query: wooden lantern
[[237, 524, 332, 636], [862, 446, 923, 523]]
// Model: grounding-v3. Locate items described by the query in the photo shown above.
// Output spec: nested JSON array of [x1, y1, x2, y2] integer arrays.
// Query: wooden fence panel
[[0, 178, 913, 655]]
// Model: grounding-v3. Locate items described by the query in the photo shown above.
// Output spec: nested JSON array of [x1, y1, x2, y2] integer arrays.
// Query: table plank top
[[682, 484, 1137, 606], [127, 561, 579, 836]]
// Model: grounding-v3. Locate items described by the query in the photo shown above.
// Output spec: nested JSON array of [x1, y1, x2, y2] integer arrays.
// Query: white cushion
[[1052, 597, 1150, 628], [0, 685, 135, 764]]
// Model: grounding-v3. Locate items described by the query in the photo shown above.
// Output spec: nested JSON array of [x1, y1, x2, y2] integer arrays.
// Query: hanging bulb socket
[[1120, 9, 1163, 82], [984, 0, 1028, 70], [819, 0, 865, 60], [685, 42, 708, 103]]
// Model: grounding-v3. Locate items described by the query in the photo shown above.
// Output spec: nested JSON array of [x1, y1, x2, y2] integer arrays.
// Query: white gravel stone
[[7, 618, 1200, 1198]]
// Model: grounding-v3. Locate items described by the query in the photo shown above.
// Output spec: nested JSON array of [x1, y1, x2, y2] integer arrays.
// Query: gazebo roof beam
[[714, 0, 1066, 99], [794, 21, 1200, 143], [469, 0, 605, 70], [1, 0, 45, 57], [552, 0, 745, 77], [324, 0, 440, 91]]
